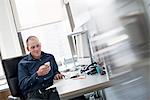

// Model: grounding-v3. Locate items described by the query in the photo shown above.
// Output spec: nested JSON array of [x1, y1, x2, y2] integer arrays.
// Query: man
[[18, 36, 63, 100]]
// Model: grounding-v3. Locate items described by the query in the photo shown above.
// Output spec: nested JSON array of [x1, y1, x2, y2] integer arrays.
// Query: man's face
[[27, 37, 41, 59]]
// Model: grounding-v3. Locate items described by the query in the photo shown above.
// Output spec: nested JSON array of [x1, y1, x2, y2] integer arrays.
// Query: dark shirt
[[18, 52, 59, 96]]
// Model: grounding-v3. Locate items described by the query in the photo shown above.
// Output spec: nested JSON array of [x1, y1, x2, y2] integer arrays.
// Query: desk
[[48, 74, 111, 99], [0, 84, 10, 100]]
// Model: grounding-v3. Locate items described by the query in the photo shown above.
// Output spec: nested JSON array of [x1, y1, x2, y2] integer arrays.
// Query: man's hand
[[36, 65, 51, 76], [54, 73, 64, 80]]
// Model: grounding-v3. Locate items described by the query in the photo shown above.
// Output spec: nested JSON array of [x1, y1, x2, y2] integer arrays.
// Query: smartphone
[[44, 62, 50, 67]]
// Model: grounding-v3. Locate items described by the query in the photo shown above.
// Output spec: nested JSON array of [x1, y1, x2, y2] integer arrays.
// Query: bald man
[[18, 36, 63, 100]]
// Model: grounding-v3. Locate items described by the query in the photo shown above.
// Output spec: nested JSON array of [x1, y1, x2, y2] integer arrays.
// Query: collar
[[27, 51, 45, 60]]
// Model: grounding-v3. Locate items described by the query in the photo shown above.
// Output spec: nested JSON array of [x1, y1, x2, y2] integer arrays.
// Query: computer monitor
[[67, 31, 93, 66]]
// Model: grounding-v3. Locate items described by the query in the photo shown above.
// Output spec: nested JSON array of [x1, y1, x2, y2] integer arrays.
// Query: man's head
[[26, 36, 41, 59]]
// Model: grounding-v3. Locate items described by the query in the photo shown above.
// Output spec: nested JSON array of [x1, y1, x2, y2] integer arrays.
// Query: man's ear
[[27, 47, 29, 51]]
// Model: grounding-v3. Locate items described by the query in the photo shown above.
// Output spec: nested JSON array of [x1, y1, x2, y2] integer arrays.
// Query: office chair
[[2, 55, 26, 100]]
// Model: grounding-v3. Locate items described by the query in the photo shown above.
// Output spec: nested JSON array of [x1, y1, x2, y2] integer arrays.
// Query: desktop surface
[[47, 74, 111, 99]]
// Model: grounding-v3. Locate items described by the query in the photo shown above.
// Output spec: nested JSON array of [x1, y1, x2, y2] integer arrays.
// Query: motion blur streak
[[79, 0, 150, 99]]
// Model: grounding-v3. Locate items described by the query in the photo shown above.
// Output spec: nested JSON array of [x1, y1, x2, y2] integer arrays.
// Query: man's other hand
[[54, 73, 64, 80]]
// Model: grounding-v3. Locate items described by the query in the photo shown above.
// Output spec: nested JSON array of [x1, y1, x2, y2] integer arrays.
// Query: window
[[20, 21, 74, 71], [9, 0, 75, 71], [11, 0, 64, 31]]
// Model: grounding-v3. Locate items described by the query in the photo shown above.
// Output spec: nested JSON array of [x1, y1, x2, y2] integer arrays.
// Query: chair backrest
[[2, 55, 25, 98]]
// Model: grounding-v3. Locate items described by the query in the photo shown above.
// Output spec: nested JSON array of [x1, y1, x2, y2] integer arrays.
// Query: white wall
[[0, 0, 22, 59]]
